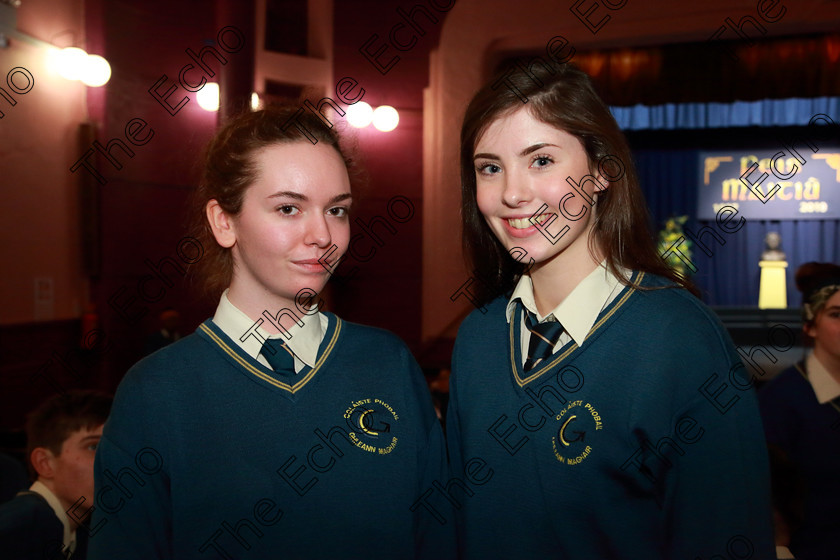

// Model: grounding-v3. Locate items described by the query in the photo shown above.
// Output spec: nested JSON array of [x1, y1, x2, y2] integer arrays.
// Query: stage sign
[[697, 148, 840, 220]]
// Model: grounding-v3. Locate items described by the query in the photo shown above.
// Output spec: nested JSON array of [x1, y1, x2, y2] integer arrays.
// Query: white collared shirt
[[29, 480, 75, 555], [506, 262, 630, 363], [211, 289, 327, 373], [805, 351, 840, 404]]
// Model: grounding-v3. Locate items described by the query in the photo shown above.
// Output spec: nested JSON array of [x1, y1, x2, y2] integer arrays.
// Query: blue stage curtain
[[634, 150, 840, 307], [612, 97, 840, 130]]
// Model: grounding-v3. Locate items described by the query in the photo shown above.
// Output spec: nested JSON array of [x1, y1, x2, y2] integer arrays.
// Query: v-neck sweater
[[90, 314, 452, 559], [446, 272, 775, 559]]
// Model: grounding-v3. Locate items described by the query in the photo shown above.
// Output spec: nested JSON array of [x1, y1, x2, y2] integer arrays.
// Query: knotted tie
[[259, 338, 296, 376], [523, 310, 565, 372]]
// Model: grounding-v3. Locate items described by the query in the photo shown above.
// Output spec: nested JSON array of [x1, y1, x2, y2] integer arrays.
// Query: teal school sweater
[[88, 314, 453, 559], [446, 272, 775, 559]]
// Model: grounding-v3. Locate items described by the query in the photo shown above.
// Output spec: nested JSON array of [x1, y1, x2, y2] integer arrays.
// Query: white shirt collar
[[806, 352, 840, 404], [505, 262, 629, 347], [212, 289, 324, 370], [29, 480, 75, 554]]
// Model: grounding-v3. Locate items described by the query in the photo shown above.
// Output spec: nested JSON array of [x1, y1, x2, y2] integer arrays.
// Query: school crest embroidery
[[551, 399, 603, 465], [343, 398, 399, 455]]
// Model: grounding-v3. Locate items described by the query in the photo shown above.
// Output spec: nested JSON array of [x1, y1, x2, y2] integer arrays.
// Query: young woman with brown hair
[[445, 61, 774, 559], [90, 106, 451, 559]]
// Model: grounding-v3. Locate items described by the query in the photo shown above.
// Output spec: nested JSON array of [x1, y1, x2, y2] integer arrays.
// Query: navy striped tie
[[260, 338, 296, 376], [523, 310, 565, 372]]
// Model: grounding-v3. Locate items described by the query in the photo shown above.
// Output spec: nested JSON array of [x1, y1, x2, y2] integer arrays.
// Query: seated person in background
[[0, 390, 112, 560], [759, 261, 840, 560], [143, 308, 182, 356]]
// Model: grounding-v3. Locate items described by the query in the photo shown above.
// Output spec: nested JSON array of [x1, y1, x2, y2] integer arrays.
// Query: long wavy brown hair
[[460, 60, 697, 304], [191, 105, 355, 298]]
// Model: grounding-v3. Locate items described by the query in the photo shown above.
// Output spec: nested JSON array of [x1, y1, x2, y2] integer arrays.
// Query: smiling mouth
[[506, 214, 551, 230]]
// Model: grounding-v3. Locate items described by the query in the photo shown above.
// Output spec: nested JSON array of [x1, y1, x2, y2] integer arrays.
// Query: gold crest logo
[[343, 398, 399, 455], [551, 400, 603, 465]]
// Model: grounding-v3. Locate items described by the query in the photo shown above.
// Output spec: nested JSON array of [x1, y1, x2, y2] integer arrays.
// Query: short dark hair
[[26, 390, 112, 472], [460, 60, 696, 303]]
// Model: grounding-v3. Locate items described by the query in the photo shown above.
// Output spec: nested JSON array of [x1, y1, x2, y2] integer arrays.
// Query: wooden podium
[[758, 260, 788, 309]]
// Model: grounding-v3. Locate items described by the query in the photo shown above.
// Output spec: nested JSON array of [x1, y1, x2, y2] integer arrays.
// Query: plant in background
[[658, 215, 693, 279]]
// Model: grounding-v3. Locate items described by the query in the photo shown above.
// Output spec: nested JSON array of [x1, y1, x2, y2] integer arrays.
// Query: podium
[[758, 260, 788, 309]]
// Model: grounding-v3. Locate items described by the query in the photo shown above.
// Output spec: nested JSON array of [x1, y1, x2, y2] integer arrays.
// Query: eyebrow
[[268, 191, 353, 204], [79, 435, 101, 444], [329, 193, 353, 204], [520, 143, 559, 156], [473, 143, 561, 161]]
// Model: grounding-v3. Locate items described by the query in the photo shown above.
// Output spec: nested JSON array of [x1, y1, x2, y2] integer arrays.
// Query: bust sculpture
[[761, 231, 786, 262]]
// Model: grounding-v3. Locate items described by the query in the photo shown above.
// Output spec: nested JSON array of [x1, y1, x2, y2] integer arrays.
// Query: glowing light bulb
[[55, 47, 89, 81], [345, 101, 373, 128], [197, 82, 220, 112], [250, 92, 262, 111], [372, 105, 399, 132], [80, 54, 111, 87]]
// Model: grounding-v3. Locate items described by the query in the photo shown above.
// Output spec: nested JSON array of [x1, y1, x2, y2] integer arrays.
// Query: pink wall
[[0, 0, 87, 324], [332, 0, 447, 350], [2, 0, 444, 402], [87, 0, 247, 385]]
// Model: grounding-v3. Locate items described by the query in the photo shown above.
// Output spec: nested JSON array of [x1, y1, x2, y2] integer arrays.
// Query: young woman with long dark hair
[[446, 61, 774, 559]]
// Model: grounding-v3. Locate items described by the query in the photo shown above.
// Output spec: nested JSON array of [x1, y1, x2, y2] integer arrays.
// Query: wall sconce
[[250, 92, 262, 111], [372, 105, 399, 132], [1, 4, 111, 88], [346, 101, 373, 128], [47, 46, 111, 87], [345, 101, 399, 132], [80, 54, 110, 87], [196, 82, 219, 112]]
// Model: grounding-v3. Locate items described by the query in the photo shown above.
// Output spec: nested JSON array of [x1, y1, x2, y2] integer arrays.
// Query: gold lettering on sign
[[721, 178, 740, 201], [776, 182, 792, 200], [803, 178, 821, 200], [739, 155, 758, 176]]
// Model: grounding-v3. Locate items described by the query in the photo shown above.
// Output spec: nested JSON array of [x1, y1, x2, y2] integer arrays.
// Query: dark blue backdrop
[[634, 149, 839, 307], [619, 97, 840, 307]]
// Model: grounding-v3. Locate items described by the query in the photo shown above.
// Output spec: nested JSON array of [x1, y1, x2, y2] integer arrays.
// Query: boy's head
[[26, 391, 112, 512]]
